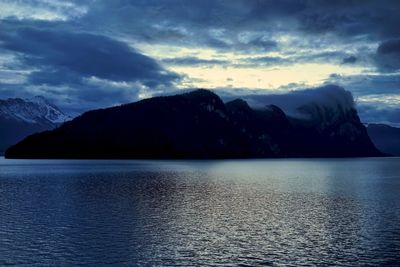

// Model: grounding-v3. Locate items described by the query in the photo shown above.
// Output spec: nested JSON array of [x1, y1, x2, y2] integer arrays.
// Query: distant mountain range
[[5, 89, 384, 159], [0, 96, 70, 153], [367, 124, 400, 156]]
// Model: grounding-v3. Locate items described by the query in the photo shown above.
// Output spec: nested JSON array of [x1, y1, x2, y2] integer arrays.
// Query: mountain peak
[[0, 96, 72, 152], [184, 89, 218, 98], [226, 99, 251, 109], [0, 96, 70, 125], [182, 89, 221, 103], [181, 89, 226, 112]]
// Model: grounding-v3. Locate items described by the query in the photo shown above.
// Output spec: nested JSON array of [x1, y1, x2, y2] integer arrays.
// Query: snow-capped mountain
[[0, 96, 71, 153], [0, 96, 70, 126]]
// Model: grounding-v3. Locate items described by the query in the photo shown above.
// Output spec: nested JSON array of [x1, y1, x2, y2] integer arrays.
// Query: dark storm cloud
[[296, 0, 400, 39], [83, 0, 400, 46], [378, 39, 400, 54], [375, 39, 400, 71], [3, 1, 400, 59], [342, 56, 357, 64], [3, 1, 400, 66], [79, 0, 297, 52], [245, 38, 278, 52], [0, 27, 179, 86], [0, 18, 180, 113]]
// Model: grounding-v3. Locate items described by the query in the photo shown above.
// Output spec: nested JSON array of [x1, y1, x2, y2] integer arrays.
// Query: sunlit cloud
[[358, 94, 400, 107], [168, 63, 366, 90]]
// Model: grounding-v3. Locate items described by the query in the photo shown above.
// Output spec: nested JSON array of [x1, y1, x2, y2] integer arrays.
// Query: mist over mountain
[[5, 88, 383, 159], [0, 96, 70, 153], [235, 85, 355, 120]]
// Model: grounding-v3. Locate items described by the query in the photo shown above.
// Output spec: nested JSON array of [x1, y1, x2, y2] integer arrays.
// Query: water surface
[[1, 157, 400, 266]]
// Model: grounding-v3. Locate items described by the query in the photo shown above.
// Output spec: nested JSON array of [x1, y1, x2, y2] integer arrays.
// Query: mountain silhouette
[[5, 89, 383, 159]]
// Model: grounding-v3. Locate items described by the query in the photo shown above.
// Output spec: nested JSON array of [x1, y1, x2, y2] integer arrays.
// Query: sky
[[0, 0, 399, 125]]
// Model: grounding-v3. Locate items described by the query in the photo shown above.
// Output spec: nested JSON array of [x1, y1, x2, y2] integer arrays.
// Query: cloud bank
[[0, 0, 398, 124]]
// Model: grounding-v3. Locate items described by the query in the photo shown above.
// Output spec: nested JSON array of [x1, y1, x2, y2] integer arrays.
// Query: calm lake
[[1, 157, 399, 266]]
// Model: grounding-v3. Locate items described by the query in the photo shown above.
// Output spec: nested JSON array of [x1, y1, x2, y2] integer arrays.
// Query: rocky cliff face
[[5, 89, 383, 159]]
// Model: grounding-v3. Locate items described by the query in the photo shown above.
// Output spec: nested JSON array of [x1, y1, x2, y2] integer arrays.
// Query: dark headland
[[5, 89, 384, 159]]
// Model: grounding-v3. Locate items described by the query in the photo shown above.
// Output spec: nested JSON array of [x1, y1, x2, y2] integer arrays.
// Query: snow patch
[[0, 96, 71, 125]]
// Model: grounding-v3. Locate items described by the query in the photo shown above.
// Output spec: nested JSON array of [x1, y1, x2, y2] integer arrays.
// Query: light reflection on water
[[0, 158, 400, 266]]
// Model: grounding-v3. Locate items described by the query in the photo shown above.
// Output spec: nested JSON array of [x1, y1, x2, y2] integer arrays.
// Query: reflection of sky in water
[[0, 158, 399, 265]]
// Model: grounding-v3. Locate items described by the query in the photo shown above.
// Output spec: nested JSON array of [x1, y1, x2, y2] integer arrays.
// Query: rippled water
[[1, 157, 400, 266]]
